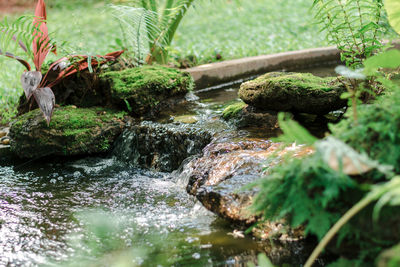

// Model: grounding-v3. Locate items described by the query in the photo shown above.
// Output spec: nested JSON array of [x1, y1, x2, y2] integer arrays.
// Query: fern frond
[[312, 0, 387, 67], [0, 15, 41, 60]]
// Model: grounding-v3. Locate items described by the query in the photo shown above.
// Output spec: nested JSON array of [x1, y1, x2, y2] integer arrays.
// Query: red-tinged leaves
[[45, 51, 124, 88], [0, 49, 31, 71], [104, 50, 124, 59], [33, 0, 52, 71], [21, 71, 42, 100], [33, 87, 55, 126]]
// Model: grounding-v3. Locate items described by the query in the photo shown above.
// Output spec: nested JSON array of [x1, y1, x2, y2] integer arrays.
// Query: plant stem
[[305, 177, 400, 267], [356, 0, 366, 53], [337, 0, 362, 57], [304, 193, 376, 267]]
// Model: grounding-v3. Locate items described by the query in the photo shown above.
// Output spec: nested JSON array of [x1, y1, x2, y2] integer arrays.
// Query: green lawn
[[0, 0, 327, 124]]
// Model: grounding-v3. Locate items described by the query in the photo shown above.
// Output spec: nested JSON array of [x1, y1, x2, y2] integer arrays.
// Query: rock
[[222, 102, 280, 131], [181, 139, 312, 240], [9, 106, 126, 158], [0, 131, 6, 138], [101, 65, 194, 117], [239, 72, 347, 115], [173, 115, 198, 124], [112, 121, 213, 172], [18, 66, 194, 120]]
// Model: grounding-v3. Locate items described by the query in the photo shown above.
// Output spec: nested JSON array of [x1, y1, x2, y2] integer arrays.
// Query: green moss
[[12, 106, 125, 146], [10, 106, 126, 158], [101, 65, 193, 97], [251, 72, 339, 92], [222, 102, 247, 120], [100, 65, 194, 115]]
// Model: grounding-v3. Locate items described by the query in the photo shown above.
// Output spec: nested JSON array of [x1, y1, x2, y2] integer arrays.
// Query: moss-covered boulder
[[9, 106, 126, 158], [101, 65, 194, 117], [222, 102, 280, 131], [239, 72, 347, 114]]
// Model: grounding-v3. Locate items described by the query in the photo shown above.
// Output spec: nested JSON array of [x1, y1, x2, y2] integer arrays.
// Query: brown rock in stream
[[182, 139, 312, 240]]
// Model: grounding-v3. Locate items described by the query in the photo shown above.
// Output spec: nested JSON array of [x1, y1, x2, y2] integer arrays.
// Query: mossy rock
[[101, 65, 194, 116], [222, 102, 280, 131], [222, 102, 247, 120], [9, 106, 126, 158], [239, 72, 347, 114]]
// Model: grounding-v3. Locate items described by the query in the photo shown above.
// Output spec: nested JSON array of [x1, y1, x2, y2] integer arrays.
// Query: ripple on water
[[0, 158, 222, 266]]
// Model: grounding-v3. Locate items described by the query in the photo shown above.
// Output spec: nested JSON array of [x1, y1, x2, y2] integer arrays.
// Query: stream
[[0, 67, 336, 266]]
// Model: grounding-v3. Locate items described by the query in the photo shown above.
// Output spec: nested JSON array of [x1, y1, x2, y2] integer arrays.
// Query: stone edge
[[186, 46, 341, 89]]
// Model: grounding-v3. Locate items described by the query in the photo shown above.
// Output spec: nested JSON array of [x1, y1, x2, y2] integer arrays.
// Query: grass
[[0, 0, 327, 124]]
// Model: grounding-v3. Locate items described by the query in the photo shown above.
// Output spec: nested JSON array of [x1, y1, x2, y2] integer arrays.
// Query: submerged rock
[[9, 106, 126, 158], [101, 65, 194, 117], [239, 72, 347, 114], [112, 121, 213, 172]]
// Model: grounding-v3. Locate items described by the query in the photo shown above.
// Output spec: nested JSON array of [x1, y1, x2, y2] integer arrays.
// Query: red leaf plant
[[1, 0, 123, 125]]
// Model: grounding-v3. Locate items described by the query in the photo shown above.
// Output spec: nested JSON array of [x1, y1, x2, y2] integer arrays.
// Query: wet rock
[[222, 103, 280, 130], [239, 72, 347, 115], [186, 140, 276, 195], [9, 106, 126, 158], [112, 121, 213, 172], [183, 140, 311, 240], [101, 65, 194, 117], [173, 115, 198, 124]]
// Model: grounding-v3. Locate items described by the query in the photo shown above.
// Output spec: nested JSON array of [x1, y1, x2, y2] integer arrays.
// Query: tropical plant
[[109, 0, 195, 65], [312, 0, 387, 68], [0, 0, 123, 125]]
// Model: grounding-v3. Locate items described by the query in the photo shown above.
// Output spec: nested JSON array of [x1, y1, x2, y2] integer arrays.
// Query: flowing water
[[0, 67, 336, 266]]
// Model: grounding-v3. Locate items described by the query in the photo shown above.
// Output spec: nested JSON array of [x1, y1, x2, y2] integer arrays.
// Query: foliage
[[251, 150, 355, 240], [331, 92, 400, 174], [304, 176, 400, 267], [0, 0, 123, 125], [109, 0, 195, 65], [377, 243, 400, 267], [385, 0, 400, 35], [312, 0, 387, 67]]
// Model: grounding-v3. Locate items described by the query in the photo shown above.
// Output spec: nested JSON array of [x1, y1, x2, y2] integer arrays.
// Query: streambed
[[0, 67, 335, 266]]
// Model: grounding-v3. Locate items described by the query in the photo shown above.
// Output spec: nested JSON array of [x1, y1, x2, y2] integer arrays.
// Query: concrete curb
[[186, 46, 341, 89]]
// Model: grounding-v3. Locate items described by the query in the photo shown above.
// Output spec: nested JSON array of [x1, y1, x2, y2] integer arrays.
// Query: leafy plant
[[312, 0, 387, 68], [109, 0, 195, 65], [304, 176, 400, 267], [0, 0, 123, 125], [385, 0, 400, 34]]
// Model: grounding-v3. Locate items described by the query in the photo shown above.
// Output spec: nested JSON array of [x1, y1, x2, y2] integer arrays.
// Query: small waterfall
[[112, 121, 213, 172]]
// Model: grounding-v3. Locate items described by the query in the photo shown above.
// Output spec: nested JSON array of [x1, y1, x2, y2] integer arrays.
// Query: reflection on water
[[0, 157, 319, 266]]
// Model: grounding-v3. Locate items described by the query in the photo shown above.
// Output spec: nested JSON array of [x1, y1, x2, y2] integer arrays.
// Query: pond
[[0, 67, 335, 266]]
